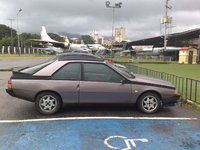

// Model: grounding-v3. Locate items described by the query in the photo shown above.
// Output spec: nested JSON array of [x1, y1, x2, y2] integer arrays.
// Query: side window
[[52, 63, 81, 80], [83, 63, 123, 83]]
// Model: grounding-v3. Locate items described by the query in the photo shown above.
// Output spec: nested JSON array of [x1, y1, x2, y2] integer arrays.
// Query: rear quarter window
[[20, 61, 53, 74], [51, 63, 81, 80]]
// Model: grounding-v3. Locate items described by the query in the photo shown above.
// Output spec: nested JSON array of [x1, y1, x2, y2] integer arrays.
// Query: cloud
[[1, 0, 200, 40]]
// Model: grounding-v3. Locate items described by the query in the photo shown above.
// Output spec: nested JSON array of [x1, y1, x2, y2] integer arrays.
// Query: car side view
[[6, 53, 180, 115]]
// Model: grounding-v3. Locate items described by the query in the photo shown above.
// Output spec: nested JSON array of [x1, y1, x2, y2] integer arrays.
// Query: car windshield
[[107, 63, 135, 79], [20, 58, 55, 74]]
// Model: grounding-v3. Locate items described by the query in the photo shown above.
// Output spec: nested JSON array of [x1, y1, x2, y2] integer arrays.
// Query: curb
[[0, 68, 13, 71], [187, 99, 200, 108]]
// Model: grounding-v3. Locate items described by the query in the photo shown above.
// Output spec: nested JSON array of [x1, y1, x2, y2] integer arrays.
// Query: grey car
[[6, 53, 180, 115]]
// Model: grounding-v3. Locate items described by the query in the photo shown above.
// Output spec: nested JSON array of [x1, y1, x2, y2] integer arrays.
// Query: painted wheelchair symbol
[[104, 136, 149, 150]]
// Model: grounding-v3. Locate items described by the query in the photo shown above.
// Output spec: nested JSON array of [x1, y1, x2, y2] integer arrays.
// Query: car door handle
[[76, 84, 80, 89]]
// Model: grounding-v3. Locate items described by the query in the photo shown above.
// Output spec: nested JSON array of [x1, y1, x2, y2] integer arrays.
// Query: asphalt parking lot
[[0, 117, 200, 150], [0, 57, 51, 70], [0, 57, 200, 150], [1, 70, 200, 120]]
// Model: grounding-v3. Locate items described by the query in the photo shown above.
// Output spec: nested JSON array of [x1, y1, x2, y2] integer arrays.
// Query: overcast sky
[[0, 0, 200, 40]]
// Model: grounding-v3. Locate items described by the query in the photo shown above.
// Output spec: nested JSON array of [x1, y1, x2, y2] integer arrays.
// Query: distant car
[[6, 53, 180, 115], [63, 49, 89, 54]]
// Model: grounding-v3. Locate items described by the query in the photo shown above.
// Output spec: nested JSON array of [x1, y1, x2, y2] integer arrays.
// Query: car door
[[79, 63, 132, 103], [51, 62, 81, 103]]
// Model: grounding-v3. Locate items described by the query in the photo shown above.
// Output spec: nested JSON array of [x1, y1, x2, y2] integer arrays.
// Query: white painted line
[[0, 117, 198, 123]]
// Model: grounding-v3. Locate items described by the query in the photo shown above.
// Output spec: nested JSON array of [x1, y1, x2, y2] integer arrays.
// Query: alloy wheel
[[39, 95, 57, 113], [142, 96, 158, 113]]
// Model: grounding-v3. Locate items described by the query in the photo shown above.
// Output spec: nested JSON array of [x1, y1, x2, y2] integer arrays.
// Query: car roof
[[55, 53, 104, 62]]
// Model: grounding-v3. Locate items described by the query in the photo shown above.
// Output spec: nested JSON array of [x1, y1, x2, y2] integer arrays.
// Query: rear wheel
[[35, 92, 62, 115], [138, 92, 161, 114]]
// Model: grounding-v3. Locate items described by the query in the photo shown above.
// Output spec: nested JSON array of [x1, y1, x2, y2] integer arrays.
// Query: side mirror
[[120, 79, 126, 84]]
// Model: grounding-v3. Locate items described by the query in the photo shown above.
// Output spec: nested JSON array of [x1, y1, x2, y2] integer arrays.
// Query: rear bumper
[[6, 88, 35, 102], [162, 94, 181, 106], [6, 88, 16, 97]]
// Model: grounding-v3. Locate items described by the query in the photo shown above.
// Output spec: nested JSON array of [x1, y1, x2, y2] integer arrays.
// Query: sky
[[0, 0, 200, 41]]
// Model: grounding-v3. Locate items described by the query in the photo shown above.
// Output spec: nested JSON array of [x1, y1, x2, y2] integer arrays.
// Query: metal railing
[[113, 55, 172, 62], [122, 64, 200, 104]]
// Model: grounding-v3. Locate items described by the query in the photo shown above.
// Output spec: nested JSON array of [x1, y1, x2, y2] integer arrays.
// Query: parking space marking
[[0, 117, 199, 150], [0, 117, 198, 123], [104, 136, 149, 149]]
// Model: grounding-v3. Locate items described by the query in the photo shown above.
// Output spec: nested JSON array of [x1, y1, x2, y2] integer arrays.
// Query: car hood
[[129, 74, 175, 89]]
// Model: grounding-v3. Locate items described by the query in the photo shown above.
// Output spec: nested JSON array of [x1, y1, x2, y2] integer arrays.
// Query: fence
[[122, 64, 200, 104], [0, 46, 41, 54], [112, 55, 173, 63], [127, 55, 172, 62]]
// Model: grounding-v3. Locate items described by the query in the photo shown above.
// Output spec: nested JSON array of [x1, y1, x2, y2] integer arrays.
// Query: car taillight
[[8, 80, 12, 89], [105, 60, 113, 63]]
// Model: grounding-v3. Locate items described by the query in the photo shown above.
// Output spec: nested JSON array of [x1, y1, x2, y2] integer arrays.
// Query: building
[[89, 30, 104, 44], [179, 47, 197, 64], [114, 27, 126, 42], [103, 40, 112, 46], [116, 28, 200, 61], [124, 28, 200, 49]]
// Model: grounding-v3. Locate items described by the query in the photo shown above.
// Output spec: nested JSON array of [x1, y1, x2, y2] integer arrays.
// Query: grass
[[134, 63, 200, 81], [0, 54, 54, 57], [127, 63, 200, 104], [112, 57, 132, 62], [0, 68, 13, 71], [182, 100, 200, 113]]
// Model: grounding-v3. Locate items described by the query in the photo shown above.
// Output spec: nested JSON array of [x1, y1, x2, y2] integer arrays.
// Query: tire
[[138, 92, 161, 114], [35, 92, 62, 115]]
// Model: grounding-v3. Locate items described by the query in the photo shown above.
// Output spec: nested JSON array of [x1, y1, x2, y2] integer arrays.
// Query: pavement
[[0, 57, 200, 150], [0, 117, 199, 150], [0, 57, 51, 70]]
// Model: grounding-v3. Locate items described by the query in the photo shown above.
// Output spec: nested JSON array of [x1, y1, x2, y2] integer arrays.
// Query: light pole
[[17, 8, 22, 48], [198, 34, 200, 62], [105, 1, 122, 59], [161, 0, 172, 52], [8, 18, 14, 47]]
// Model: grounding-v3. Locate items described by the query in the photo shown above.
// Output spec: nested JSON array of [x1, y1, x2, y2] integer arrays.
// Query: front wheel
[[138, 92, 161, 114], [35, 92, 62, 115]]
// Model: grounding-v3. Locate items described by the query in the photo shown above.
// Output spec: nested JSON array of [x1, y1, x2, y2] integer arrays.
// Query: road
[[0, 57, 51, 70], [0, 57, 200, 150]]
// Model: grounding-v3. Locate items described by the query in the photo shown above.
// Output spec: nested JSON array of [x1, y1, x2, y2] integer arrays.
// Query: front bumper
[[6, 89, 16, 97], [162, 94, 181, 106]]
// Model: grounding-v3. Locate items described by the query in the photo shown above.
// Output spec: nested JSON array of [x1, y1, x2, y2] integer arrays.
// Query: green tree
[[48, 33, 65, 42], [20, 33, 40, 47], [0, 37, 11, 47], [0, 24, 17, 40], [20, 32, 33, 39], [12, 36, 18, 47], [120, 41, 127, 44], [103, 44, 111, 49], [81, 35, 95, 44]]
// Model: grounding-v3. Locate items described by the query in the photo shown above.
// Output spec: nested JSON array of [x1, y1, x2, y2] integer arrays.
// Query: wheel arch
[[34, 90, 63, 103], [136, 90, 162, 104]]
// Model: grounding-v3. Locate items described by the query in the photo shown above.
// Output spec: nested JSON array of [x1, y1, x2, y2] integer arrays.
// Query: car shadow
[[51, 104, 176, 118], [2, 100, 198, 120]]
